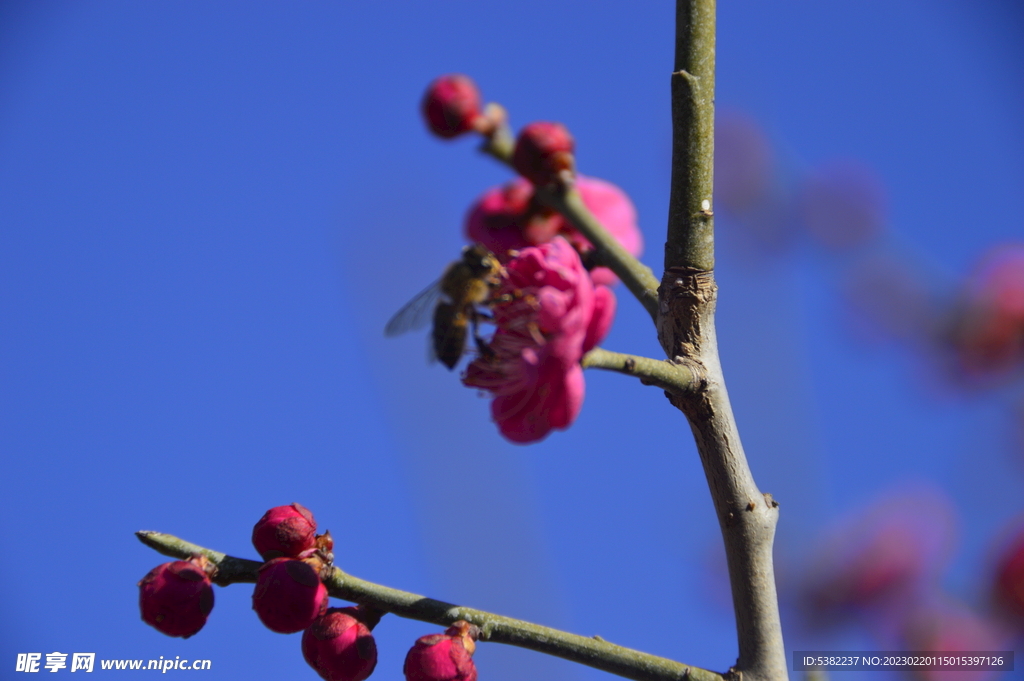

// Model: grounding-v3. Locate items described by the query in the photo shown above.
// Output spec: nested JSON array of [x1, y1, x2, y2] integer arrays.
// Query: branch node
[[673, 69, 698, 86]]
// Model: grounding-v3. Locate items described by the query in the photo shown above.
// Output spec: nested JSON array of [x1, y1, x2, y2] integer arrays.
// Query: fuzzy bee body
[[386, 245, 503, 369]]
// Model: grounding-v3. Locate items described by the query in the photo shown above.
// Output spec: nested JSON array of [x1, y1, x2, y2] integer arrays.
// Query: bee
[[385, 244, 504, 370]]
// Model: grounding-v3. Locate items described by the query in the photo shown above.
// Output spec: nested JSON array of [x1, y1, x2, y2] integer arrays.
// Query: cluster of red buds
[[422, 74, 575, 188], [419, 74, 643, 443], [138, 504, 480, 681], [250, 503, 333, 636]]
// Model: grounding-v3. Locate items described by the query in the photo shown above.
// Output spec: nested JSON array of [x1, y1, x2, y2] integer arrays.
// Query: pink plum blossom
[[583, 285, 616, 354], [463, 238, 602, 443], [464, 175, 642, 286]]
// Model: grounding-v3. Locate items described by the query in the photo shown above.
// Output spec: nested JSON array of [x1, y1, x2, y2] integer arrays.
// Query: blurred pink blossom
[[798, 159, 887, 250], [990, 520, 1024, 622], [715, 111, 775, 213], [945, 243, 1024, 381], [464, 175, 642, 286], [800, 484, 956, 629], [901, 599, 1008, 681], [714, 111, 794, 253], [841, 251, 935, 345], [463, 238, 598, 443]]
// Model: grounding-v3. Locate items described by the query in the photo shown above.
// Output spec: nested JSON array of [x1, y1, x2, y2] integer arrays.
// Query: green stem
[[137, 531, 725, 681], [658, 3, 789, 679], [582, 347, 699, 395], [540, 185, 661, 320], [665, 0, 717, 271], [480, 126, 514, 165], [478, 130, 660, 321]]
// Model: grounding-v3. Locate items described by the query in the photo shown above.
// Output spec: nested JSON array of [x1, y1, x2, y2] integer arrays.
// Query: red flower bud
[[302, 607, 378, 681], [138, 560, 214, 638], [252, 558, 328, 634], [512, 122, 575, 185], [422, 75, 482, 139], [403, 621, 478, 681], [252, 503, 317, 560]]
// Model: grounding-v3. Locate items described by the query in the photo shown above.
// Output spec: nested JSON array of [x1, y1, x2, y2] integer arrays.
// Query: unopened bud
[[512, 121, 575, 185], [252, 557, 328, 634], [403, 620, 479, 681], [138, 559, 215, 638], [252, 503, 318, 560], [422, 75, 482, 139], [302, 607, 378, 681]]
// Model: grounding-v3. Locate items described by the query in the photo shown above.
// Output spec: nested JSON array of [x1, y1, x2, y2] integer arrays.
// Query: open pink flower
[[463, 238, 600, 443], [584, 285, 616, 353], [464, 175, 642, 286]]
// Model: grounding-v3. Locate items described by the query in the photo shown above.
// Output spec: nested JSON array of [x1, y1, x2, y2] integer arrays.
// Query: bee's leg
[[470, 312, 494, 360], [474, 335, 494, 359]]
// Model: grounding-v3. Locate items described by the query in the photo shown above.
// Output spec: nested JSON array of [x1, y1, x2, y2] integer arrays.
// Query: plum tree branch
[[659, 2, 788, 680], [137, 531, 727, 681], [581, 347, 701, 395], [539, 184, 661, 320], [480, 131, 661, 321]]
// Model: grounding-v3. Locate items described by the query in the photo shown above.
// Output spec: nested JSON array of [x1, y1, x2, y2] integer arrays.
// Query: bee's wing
[[384, 280, 445, 337]]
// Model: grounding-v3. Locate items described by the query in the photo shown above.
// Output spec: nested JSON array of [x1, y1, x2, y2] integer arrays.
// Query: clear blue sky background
[[2, 2, 1022, 680]]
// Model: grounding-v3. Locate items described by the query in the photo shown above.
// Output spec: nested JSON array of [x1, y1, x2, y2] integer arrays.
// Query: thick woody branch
[[581, 347, 701, 395], [657, 272, 786, 681], [137, 531, 726, 681], [660, 2, 788, 679]]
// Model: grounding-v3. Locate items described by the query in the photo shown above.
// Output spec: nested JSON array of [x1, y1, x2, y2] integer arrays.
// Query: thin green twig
[[581, 347, 700, 395], [540, 185, 661, 320], [479, 130, 660, 320]]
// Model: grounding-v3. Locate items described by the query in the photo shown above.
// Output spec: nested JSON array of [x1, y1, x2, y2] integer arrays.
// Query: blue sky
[[2, 2, 1022, 680]]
